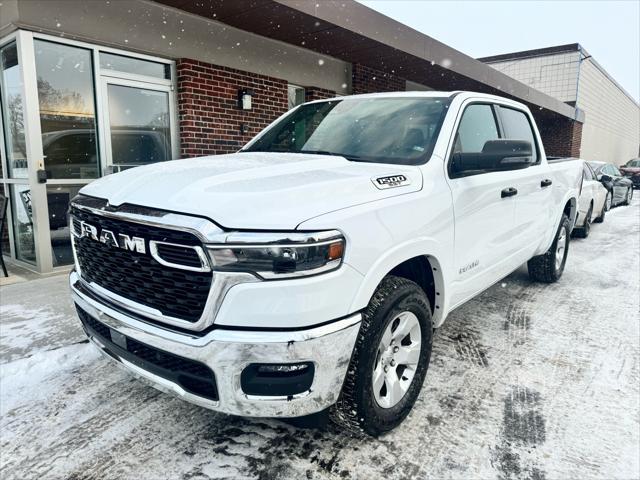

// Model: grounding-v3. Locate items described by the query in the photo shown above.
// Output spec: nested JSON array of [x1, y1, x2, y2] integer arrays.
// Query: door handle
[[541, 179, 553, 188], [501, 187, 518, 198]]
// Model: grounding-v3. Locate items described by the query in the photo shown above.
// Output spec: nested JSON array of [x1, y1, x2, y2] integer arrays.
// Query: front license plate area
[[110, 329, 128, 350]]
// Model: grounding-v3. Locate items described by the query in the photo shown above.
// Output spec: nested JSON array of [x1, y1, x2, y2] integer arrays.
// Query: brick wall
[[351, 63, 405, 94], [177, 58, 288, 157], [305, 87, 337, 102], [536, 116, 583, 157]]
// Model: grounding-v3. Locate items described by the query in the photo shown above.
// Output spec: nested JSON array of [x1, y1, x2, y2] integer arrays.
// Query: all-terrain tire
[[329, 276, 433, 437], [527, 214, 571, 283]]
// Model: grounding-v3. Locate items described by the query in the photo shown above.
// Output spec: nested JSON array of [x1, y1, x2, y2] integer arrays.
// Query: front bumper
[[70, 271, 361, 417]]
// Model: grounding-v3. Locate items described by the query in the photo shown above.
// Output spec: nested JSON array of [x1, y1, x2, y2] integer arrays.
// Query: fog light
[[241, 362, 315, 397]]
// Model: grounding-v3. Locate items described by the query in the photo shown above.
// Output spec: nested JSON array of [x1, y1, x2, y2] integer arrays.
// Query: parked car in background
[[573, 161, 608, 237], [620, 158, 640, 189], [588, 161, 633, 207]]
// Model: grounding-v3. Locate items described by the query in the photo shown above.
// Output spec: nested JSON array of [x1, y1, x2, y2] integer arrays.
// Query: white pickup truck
[[70, 91, 582, 436]]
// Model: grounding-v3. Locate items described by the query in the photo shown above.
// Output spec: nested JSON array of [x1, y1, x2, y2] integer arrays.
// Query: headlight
[[207, 230, 345, 279]]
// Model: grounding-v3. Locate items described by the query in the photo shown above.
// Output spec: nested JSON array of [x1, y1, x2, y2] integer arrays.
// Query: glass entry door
[[101, 79, 175, 173]]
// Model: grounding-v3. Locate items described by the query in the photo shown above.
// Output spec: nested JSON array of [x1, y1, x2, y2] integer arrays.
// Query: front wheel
[[623, 187, 633, 205], [330, 276, 432, 436], [528, 214, 571, 283], [605, 191, 613, 211]]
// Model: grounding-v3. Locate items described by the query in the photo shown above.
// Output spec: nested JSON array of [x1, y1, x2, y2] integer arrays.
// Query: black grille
[[77, 306, 218, 400], [71, 207, 212, 322]]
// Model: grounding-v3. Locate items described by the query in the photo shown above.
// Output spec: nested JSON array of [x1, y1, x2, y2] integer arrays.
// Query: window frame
[[446, 101, 502, 179], [495, 105, 542, 165], [446, 100, 543, 179]]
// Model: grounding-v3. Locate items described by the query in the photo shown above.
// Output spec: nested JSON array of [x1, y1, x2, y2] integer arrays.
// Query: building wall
[[177, 59, 338, 157], [351, 63, 405, 94], [486, 50, 640, 164], [177, 59, 289, 157], [486, 52, 581, 103], [577, 59, 640, 164]]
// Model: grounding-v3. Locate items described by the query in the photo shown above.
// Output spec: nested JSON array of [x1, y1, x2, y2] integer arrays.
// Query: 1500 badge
[[372, 174, 410, 189]]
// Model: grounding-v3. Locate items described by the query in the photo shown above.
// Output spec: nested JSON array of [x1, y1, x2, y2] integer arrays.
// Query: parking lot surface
[[1, 199, 638, 480]]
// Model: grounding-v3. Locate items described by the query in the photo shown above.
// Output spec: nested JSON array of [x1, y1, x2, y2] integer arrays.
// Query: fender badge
[[372, 174, 410, 190]]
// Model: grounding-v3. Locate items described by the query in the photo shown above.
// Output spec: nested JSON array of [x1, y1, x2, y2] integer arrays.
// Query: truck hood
[[80, 152, 423, 230]]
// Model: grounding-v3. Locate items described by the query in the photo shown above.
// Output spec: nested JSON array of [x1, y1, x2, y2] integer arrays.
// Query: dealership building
[[0, 0, 631, 274], [480, 44, 640, 167]]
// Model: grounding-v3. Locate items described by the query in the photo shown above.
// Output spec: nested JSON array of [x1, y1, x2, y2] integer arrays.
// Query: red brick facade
[[176, 58, 582, 159], [177, 59, 288, 157], [351, 63, 405, 94], [305, 87, 337, 102], [536, 116, 583, 158]]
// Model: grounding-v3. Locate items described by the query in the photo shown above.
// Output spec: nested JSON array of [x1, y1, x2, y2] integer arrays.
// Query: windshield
[[243, 97, 450, 165], [627, 159, 640, 167]]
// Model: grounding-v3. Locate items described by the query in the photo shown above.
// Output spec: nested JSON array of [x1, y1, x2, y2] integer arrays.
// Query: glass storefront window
[[106, 84, 171, 169], [0, 42, 28, 179], [9, 184, 36, 264], [100, 52, 170, 80], [35, 40, 99, 179], [46, 184, 82, 267]]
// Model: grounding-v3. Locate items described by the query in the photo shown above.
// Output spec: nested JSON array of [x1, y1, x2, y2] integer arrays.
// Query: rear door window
[[498, 106, 539, 164]]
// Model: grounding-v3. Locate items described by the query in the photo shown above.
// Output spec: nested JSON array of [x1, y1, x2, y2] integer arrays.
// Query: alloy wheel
[[373, 311, 422, 409]]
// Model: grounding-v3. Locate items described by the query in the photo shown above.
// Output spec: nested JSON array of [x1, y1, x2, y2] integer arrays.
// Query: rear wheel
[[528, 214, 571, 283], [573, 204, 592, 238], [330, 276, 432, 436], [594, 197, 606, 223]]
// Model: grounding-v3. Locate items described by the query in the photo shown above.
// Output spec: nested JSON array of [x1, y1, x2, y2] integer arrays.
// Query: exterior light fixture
[[238, 88, 254, 110]]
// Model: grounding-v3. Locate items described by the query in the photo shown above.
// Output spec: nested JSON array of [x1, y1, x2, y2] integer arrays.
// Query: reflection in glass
[[0, 42, 28, 179], [107, 84, 171, 169], [100, 52, 170, 80], [9, 184, 36, 264], [34, 40, 99, 179], [47, 184, 82, 266]]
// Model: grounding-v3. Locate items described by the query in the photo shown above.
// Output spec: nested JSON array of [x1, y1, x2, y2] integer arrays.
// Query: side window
[[453, 104, 499, 154], [498, 106, 539, 164]]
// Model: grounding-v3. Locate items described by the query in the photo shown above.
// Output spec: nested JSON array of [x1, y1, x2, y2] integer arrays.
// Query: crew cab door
[[445, 103, 521, 307], [495, 105, 553, 260]]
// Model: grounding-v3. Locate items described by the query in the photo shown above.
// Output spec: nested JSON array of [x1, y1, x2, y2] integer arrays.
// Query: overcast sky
[[358, 0, 640, 102]]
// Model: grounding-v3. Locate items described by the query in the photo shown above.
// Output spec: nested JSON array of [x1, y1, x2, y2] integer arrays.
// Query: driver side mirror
[[599, 174, 613, 183], [451, 140, 533, 177]]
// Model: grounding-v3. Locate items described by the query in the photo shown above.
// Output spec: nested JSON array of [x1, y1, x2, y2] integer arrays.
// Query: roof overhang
[[156, 0, 583, 122]]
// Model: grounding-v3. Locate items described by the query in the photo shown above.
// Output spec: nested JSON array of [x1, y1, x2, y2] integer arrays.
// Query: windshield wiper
[[299, 150, 366, 162]]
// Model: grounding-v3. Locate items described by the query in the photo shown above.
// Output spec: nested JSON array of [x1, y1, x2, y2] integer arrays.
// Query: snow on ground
[[1, 199, 638, 480]]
